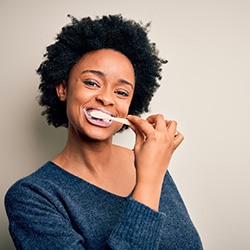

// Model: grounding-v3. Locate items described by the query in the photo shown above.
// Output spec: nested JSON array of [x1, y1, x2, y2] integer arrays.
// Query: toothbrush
[[90, 110, 131, 126]]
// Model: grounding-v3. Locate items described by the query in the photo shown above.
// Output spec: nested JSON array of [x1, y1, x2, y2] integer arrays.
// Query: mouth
[[83, 107, 113, 127]]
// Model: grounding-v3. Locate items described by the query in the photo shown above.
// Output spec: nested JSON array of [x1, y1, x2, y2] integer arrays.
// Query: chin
[[80, 125, 120, 142], [82, 133, 112, 142]]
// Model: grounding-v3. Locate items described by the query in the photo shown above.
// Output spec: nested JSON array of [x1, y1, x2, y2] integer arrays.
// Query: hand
[[128, 114, 184, 180], [127, 114, 184, 210]]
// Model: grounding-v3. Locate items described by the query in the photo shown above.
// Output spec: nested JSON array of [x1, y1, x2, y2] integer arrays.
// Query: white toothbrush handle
[[110, 117, 131, 126]]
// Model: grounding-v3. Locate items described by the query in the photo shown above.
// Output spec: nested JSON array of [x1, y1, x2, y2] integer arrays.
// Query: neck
[[53, 125, 114, 177]]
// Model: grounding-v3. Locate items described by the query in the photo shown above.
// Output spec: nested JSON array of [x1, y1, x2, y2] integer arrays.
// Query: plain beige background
[[1, 0, 249, 249]]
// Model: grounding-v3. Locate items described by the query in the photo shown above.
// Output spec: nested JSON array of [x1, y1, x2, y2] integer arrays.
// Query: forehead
[[69, 49, 135, 82]]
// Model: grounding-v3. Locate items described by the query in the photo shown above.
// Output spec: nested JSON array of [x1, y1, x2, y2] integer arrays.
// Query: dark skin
[[54, 49, 184, 211]]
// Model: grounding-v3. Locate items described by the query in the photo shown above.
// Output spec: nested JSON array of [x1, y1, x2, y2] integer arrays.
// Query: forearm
[[127, 114, 184, 211], [132, 175, 164, 211]]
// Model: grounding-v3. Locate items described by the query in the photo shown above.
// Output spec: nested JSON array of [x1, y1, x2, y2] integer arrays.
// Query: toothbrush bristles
[[90, 110, 111, 119]]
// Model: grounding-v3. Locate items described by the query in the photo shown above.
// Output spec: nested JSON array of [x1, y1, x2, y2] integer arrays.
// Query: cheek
[[67, 88, 94, 109], [64, 92, 86, 122], [65, 100, 78, 125], [118, 99, 132, 116]]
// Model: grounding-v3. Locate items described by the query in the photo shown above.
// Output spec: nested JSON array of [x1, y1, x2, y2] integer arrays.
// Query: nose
[[95, 89, 115, 106]]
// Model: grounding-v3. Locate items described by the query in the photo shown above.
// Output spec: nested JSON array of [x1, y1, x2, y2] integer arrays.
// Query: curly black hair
[[37, 14, 167, 131]]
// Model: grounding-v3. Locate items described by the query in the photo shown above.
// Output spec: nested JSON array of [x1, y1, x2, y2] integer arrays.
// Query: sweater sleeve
[[107, 197, 166, 250]]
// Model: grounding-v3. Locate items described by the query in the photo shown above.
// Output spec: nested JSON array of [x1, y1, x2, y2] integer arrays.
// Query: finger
[[146, 114, 166, 130], [127, 116, 146, 145], [127, 115, 155, 138], [173, 131, 184, 149], [167, 120, 178, 137], [165, 120, 170, 126], [133, 124, 146, 146]]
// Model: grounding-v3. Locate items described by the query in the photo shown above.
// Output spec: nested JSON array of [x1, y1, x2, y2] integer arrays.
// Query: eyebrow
[[81, 69, 134, 90]]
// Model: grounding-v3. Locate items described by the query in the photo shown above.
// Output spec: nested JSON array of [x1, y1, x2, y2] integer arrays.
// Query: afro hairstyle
[[37, 14, 167, 131]]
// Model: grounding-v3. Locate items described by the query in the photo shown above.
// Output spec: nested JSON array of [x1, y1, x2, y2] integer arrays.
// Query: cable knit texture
[[5, 161, 203, 249]]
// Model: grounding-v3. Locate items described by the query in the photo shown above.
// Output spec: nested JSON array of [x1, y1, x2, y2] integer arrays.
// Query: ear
[[56, 80, 67, 101]]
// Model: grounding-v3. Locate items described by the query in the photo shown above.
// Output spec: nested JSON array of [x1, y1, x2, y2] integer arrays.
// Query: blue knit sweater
[[5, 161, 203, 249]]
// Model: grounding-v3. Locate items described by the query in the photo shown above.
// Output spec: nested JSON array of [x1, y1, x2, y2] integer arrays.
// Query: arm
[[127, 114, 184, 211], [107, 114, 184, 249], [5, 183, 85, 250]]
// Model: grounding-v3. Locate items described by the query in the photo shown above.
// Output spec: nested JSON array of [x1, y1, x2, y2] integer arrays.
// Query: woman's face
[[57, 49, 135, 141]]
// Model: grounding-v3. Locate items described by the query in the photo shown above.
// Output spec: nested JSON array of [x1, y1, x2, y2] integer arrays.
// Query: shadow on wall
[[1, 226, 15, 250], [0, 237, 16, 250]]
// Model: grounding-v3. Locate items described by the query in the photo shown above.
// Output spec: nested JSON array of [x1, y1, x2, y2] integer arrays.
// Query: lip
[[83, 107, 114, 128]]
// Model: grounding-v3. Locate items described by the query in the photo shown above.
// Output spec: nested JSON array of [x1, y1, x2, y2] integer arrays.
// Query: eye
[[83, 80, 100, 88], [115, 90, 129, 97]]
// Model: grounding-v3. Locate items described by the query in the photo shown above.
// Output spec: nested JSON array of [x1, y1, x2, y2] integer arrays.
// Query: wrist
[[132, 177, 164, 211]]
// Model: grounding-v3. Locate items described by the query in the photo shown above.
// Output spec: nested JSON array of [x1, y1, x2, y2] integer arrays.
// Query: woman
[[5, 14, 203, 249]]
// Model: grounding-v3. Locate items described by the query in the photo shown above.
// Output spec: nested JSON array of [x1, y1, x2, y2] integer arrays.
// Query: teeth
[[85, 108, 112, 123], [91, 116, 111, 123]]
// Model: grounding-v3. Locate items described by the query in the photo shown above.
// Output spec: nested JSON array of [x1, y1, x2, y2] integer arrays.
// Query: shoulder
[[4, 161, 83, 220], [4, 162, 67, 207], [113, 144, 134, 160], [112, 144, 135, 170], [5, 162, 50, 199], [6, 161, 56, 187], [162, 171, 181, 195]]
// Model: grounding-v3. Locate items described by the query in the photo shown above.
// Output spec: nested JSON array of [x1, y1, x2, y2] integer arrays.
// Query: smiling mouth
[[83, 107, 113, 127]]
